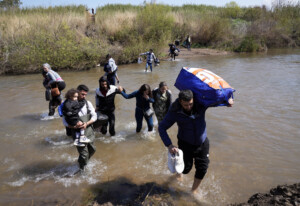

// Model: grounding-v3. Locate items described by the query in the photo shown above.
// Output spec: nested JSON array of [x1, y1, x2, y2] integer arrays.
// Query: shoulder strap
[[85, 99, 91, 114]]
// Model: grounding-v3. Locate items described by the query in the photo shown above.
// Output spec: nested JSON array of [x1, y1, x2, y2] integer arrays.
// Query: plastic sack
[[93, 111, 109, 129], [175, 67, 235, 107], [137, 57, 143, 64]]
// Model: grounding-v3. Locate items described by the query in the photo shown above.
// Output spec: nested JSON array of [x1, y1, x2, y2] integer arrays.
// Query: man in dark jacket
[[95, 76, 122, 136], [159, 89, 233, 194]]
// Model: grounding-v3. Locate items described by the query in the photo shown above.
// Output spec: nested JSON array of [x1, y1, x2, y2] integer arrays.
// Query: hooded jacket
[[95, 85, 120, 113], [158, 98, 208, 147]]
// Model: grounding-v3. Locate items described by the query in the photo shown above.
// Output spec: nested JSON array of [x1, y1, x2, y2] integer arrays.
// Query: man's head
[[99, 76, 109, 91], [106, 54, 111, 60], [159, 81, 168, 94], [77, 84, 89, 100], [179, 90, 193, 112]]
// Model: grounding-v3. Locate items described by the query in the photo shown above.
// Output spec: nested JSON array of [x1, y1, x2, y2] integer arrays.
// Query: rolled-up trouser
[[178, 137, 210, 179]]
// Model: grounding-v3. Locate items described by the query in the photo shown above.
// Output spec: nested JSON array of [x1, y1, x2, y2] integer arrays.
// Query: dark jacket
[[121, 90, 154, 111], [95, 85, 120, 113], [152, 88, 172, 111], [62, 99, 81, 126], [158, 98, 208, 147]]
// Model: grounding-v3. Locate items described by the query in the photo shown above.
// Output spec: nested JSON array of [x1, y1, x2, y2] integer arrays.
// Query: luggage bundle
[[175, 67, 235, 107]]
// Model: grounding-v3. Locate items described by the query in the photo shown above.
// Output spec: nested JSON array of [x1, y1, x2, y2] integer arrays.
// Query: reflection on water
[[0, 49, 299, 205]]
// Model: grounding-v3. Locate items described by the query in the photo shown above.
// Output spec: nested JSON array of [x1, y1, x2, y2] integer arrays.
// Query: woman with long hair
[[120, 84, 154, 132]]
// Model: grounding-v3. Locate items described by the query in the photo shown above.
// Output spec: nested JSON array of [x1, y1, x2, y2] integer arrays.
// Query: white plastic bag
[[138, 57, 142, 64]]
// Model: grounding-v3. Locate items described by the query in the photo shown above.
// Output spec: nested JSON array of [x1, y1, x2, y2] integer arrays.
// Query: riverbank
[[1, 4, 298, 74], [89, 182, 300, 205]]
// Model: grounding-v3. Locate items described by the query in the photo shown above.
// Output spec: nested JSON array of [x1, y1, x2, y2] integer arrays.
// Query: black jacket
[[95, 85, 120, 113]]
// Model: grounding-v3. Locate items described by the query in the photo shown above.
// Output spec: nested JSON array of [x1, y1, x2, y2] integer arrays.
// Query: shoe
[[167, 151, 176, 173], [79, 135, 91, 143], [174, 149, 185, 174], [74, 138, 85, 147]]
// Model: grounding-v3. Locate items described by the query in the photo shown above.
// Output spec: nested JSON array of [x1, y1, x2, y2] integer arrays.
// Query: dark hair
[[179, 90, 193, 102], [65, 88, 78, 100], [77, 84, 89, 92], [138, 84, 153, 98], [98, 76, 110, 88], [106, 54, 111, 59], [149, 49, 153, 52], [42, 70, 47, 78], [159, 81, 167, 88]]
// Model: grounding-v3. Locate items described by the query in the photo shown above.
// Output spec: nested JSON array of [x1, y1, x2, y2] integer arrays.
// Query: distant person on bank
[[185, 35, 191, 51], [42, 63, 66, 116], [152, 82, 172, 124], [140, 49, 156, 72], [119, 84, 154, 133], [159, 90, 233, 193], [62, 85, 97, 172]]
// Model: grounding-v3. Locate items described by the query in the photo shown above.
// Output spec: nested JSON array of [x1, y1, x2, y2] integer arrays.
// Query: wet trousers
[[178, 137, 210, 179], [135, 108, 153, 133]]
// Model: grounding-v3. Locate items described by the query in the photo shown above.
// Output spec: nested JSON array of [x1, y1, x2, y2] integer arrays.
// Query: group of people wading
[[41, 52, 233, 194]]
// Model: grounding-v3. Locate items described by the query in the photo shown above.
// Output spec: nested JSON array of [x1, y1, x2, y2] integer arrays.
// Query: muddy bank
[[230, 183, 300, 206], [160, 47, 230, 61], [89, 181, 300, 206]]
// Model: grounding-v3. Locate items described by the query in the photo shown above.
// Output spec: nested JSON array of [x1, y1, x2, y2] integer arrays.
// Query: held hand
[[82, 122, 87, 129], [118, 86, 123, 92], [74, 121, 83, 128], [227, 98, 234, 107], [168, 144, 178, 155], [143, 93, 149, 100]]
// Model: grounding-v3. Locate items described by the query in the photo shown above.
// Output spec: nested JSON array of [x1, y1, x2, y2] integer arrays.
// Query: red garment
[[100, 88, 108, 97]]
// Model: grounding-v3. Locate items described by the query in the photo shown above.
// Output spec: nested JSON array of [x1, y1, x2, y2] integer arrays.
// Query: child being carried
[[63, 89, 90, 147]]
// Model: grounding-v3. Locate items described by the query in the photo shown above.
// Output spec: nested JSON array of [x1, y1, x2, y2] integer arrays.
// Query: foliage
[[234, 36, 261, 52], [0, 2, 299, 74], [0, 0, 21, 9]]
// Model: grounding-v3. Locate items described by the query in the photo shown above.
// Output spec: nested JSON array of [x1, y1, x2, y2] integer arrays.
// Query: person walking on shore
[[140, 49, 156, 72], [119, 84, 154, 133], [185, 35, 191, 51], [152, 82, 172, 124], [62, 85, 97, 173], [42, 63, 66, 116], [159, 90, 233, 193]]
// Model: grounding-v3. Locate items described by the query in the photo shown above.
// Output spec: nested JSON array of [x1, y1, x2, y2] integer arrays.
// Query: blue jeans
[[146, 62, 153, 72], [135, 108, 153, 132]]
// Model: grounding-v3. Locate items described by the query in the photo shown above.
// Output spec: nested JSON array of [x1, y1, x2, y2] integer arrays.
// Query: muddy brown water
[[0, 49, 299, 205]]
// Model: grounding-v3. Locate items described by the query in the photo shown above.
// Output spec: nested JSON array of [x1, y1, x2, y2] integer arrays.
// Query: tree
[[0, 0, 22, 9]]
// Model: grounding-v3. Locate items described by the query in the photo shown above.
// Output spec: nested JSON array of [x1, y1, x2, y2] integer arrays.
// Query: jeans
[[146, 62, 153, 72], [135, 108, 153, 132]]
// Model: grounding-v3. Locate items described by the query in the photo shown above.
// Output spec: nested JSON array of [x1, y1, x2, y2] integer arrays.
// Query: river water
[[0, 49, 299, 205]]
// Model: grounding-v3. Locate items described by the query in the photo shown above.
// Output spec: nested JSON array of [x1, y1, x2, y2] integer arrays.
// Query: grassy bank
[[0, 3, 299, 74]]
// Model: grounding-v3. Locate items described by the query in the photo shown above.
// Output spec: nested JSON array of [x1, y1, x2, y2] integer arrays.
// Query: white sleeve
[[87, 101, 97, 122]]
